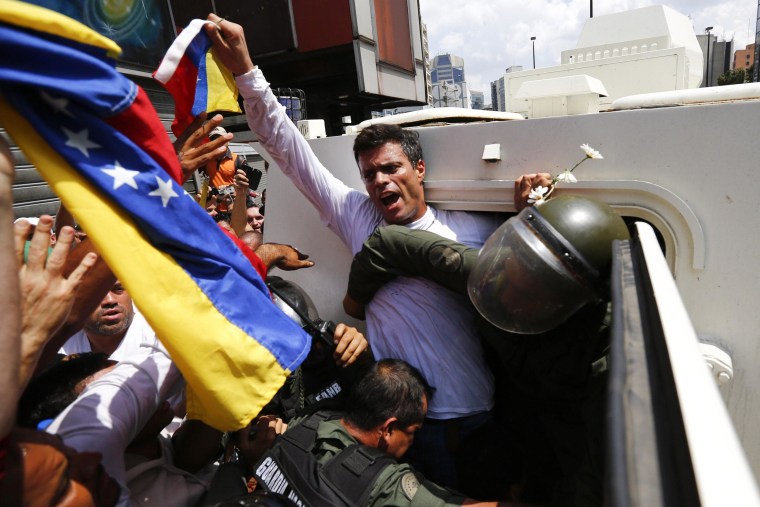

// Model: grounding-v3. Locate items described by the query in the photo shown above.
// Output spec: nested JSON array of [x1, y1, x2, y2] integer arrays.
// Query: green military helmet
[[534, 195, 630, 274], [467, 195, 630, 334]]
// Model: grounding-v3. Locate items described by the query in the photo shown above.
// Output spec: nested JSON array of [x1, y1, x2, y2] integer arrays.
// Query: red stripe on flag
[[162, 54, 202, 139], [105, 87, 183, 184]]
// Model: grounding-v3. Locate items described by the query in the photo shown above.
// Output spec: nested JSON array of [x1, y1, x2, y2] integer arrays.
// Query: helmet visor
[[467, 212, 598, 334]]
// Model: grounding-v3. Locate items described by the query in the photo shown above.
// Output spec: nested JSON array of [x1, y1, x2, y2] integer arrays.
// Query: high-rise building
[[490, 77, 506, 112], [698, 34, 734, 87], [734, 43, 755, 71], [490, 67, 521, 111], [470, 90, 485, 110], [431, 53, 466, 84], [430, 53, 470, 108], [431, 81, 469, 108]]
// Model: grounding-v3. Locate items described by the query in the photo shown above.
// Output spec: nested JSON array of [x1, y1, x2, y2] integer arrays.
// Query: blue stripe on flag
[[2, 82, 310, 369]]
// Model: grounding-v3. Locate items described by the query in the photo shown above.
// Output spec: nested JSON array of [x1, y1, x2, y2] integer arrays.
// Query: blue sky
[[419, 0, 758, 102]]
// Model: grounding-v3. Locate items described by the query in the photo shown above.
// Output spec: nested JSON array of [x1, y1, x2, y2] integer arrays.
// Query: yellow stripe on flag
[[0, 1, 122, 57], [206, 50, 242, 114], [0, 97, 288, 430]]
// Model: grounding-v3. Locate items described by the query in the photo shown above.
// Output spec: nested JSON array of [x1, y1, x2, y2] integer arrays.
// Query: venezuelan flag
[[154, 18, 241, 137], [0, 2, 310, 431]]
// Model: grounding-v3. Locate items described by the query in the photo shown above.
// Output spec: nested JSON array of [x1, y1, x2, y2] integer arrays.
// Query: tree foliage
[[718, 68, 746, 86]]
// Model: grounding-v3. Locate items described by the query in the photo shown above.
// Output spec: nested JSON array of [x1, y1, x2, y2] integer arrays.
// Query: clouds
[[419, 0, 758, 103]]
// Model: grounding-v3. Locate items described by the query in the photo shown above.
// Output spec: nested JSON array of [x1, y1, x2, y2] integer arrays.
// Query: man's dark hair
[[344, 358, 432, 431], [352, 124, 424, 166], [214, 212, 232, 223], [17, 353, 113, 429]]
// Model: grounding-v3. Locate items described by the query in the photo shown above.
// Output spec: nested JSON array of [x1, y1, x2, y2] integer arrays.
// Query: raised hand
[[16, 216, 97, 385], [205, 14, 255, 76], [174, 113, 232, 181]]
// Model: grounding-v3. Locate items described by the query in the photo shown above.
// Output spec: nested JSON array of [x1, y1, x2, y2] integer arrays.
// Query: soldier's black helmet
[[267, 276, 320, 327], [467, 195, 630, 334]]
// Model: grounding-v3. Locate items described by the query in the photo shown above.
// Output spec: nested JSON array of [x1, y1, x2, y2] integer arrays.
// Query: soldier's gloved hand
[[332, 323, 369, 367]]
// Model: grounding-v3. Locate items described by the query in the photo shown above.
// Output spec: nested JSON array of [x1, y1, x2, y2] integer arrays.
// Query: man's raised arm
[[204, 14, 254, 76], [204, 14, 362, 243]]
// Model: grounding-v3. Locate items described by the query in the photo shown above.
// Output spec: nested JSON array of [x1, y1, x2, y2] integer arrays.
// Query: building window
[[374, 0, 414, 72]]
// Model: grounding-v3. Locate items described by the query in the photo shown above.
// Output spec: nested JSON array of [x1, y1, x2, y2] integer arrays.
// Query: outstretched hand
[[514, 173, 553, 211], [16, 216, 97, 385], [205, 14, 254, 76], [255, 243, 314, 271], [174, 113, 232, 181]]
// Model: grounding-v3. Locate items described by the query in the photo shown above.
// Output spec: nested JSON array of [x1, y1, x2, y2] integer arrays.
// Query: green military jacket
[[346, 224, 610, 505], [297, 415, 466, 507], [347, 226, 477, 306], [347, 225, 610, 403]]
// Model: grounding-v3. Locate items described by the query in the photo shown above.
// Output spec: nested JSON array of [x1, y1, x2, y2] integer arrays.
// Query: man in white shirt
[[60, 280, 161, 360], [204, 15, 505, 490], [46, 344, 204, 507]]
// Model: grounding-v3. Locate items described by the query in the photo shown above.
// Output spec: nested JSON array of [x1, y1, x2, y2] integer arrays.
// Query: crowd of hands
[[0, 111, 369, 487], [0, 13, 556, 503]]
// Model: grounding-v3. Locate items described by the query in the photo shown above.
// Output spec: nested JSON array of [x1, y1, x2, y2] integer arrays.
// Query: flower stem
[[568, 156, 588, 173]]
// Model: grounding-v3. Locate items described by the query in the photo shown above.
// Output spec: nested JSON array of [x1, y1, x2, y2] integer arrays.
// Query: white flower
[[527, 185, 549, 205], [580, 144, 603, 159], [556, 170, 578, 183]]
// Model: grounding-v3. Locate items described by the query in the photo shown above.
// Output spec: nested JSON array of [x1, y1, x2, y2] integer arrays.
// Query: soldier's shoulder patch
[[401, 472, 420, 499]]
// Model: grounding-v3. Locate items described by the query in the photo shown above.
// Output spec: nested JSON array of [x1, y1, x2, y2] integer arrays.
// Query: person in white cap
[[204, 126, 243, 191]]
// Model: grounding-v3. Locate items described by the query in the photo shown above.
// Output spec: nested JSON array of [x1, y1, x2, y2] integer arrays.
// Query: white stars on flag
[[41, 91, 75, 118], [148, 176, 179, 207], [102, 161, 139, 190], [62, 127, 100, 157]]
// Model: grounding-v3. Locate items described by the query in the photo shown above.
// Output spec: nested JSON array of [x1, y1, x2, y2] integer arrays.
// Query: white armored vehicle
[[261, 83, 760, 506]]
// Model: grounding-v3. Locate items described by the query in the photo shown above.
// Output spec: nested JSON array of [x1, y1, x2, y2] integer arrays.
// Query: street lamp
[[705, 26, 714, 87], [531, 36, 536, 69]]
